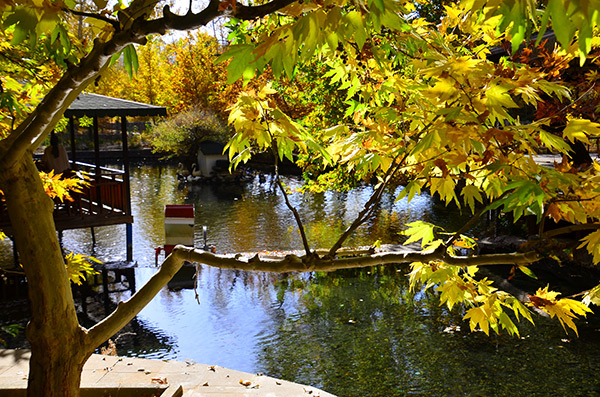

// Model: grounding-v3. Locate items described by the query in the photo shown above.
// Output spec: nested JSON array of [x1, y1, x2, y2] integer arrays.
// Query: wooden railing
[[74, 161, 127, 214], [0, 162, 131, 234]]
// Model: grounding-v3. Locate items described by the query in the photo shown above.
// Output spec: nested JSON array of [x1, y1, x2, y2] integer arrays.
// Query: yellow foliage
[[527, 285, 592, 336], [39, 171, 89, 202], [577, 230, 600, 265], [64, 252, 101, 286]]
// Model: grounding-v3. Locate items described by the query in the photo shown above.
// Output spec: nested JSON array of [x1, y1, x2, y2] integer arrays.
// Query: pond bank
[[0, 349, 335, 396]]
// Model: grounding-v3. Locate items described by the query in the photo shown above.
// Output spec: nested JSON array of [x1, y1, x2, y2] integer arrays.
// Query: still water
[[3, 164, 600, 396]]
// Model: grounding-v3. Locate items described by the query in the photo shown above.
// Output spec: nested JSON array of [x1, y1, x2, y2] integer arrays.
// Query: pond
[[2, 164, 600, 396]]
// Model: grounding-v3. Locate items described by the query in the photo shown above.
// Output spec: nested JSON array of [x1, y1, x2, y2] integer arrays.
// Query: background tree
[[145, 104, 229, 158], [1, 0, 600, 396], [94, 35, 178, 108], [169, 31, 227, 113]]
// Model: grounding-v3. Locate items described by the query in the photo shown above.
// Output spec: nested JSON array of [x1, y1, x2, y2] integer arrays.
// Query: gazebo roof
[[64, 92, 167, 118]]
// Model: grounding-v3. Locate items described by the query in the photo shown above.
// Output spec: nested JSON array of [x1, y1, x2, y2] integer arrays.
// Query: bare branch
[[65, 8, 120, 30], [139, 0, 298, 35], [271, 142, 312, 255], [327, 151, 405, 257], [233, 0, 298, 20], [542, 222, 600, 238], [79, 228, 539, 348], [444, 190, 510, 247]]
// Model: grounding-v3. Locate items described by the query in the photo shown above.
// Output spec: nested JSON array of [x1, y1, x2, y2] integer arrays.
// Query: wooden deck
[[0, 162, 132, 236]]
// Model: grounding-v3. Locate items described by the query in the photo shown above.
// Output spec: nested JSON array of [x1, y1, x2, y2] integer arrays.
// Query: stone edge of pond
[[0, 349, 336, 396]]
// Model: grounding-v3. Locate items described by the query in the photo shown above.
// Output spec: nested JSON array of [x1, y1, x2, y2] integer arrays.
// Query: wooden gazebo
[[1, 93, 167, 261]]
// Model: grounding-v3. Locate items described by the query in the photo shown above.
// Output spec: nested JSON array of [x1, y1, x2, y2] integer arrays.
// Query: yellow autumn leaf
[[563, 118, 600, 144], [528, 285, 592, 336], [464, 304, 492, 335], [430, 175, 458, 206], [64, 252, 101, 285], [401, 221, 439, 248], [577, 230, 600, 264], [461, 184, 483, 213], [582, 284, 600, 306], [437, 280, 473, 311]]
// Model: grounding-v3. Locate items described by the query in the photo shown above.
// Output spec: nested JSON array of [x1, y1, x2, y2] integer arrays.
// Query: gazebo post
[[93, 116, 101, 173], [69, 116, 77, 167], [121, 116, 133, 262]]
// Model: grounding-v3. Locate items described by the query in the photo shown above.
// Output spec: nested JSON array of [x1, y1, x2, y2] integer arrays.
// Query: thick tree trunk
[[27, 350, 91, 397], [0, 155, 91, 396]]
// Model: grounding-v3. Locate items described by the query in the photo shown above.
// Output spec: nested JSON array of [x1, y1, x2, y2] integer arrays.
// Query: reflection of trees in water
[[198, 265, 289, 310], [78, 293, 177, 359], [253, 266, 600, 397], [130, 165, 188, 249]]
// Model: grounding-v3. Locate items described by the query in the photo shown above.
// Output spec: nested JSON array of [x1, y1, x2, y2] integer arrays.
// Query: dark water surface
[[2, 164, 600, 396]]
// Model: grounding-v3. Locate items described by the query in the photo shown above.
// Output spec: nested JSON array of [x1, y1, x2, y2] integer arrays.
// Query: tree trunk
[[27, 350, 91, 397], [0, 154, 91, 396]]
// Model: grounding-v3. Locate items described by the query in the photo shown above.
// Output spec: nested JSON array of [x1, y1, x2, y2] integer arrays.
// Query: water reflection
[[256, 266, 600, 396], [2, 164, 600, 396]]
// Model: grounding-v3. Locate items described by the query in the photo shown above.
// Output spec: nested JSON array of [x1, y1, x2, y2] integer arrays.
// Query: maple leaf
[[464, 304, 493, 335], [563, 119, 600, 144], [546, 202, 563, 223], [578, 230, 600, 264], [64, 252, 100, 285], [527, 285, 592, 336], [401, 221, 440, 248], [437, 280, 473, 311], [582, 285, 600, 306], [461, 184, 483, 213]]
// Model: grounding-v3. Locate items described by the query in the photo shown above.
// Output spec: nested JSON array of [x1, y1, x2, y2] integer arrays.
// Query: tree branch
[[84, 235, 538, 348], [139, 0, 298, 36], [327, 150, 406, 258], [444, 190, 510, 247], [542, 222, 600, 238], [178, 245, 539, 273], [233, 0, 298, 20], [85, 248, 187, 348], [65, 8, 120, 30], [273, 150, 312, 255]]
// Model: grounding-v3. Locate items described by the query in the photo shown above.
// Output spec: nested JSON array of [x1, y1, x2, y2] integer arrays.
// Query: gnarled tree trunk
[[0, 155, 93, 395]]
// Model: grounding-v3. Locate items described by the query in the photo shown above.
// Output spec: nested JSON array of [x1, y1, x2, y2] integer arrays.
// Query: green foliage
[[146, 106, 230, 158], [0, 324, 23, 346]]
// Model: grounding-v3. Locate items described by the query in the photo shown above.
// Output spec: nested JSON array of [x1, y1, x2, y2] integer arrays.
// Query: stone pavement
[[0, 349, 336, 396]]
